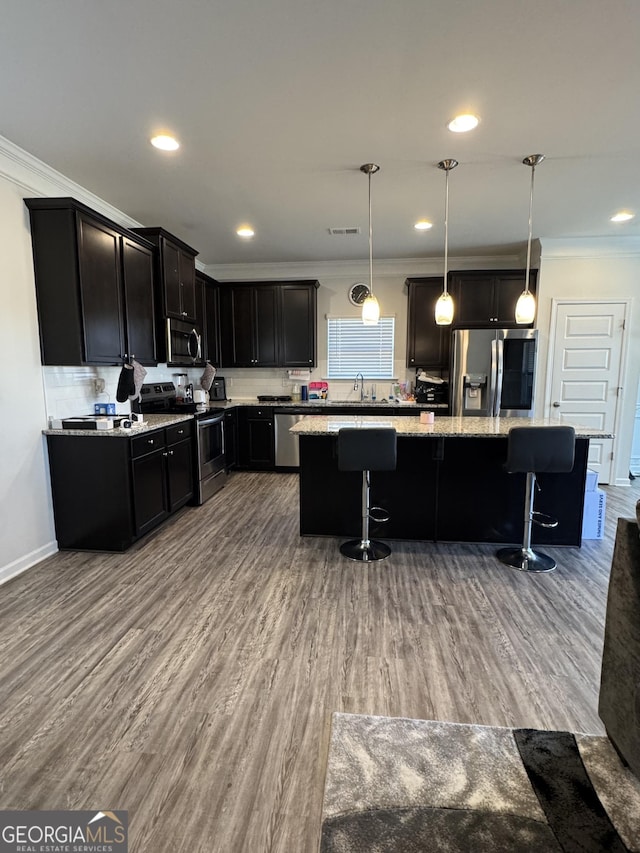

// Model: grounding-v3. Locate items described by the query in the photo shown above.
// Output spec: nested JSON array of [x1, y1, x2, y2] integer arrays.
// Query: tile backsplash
[[43, 364, 201, 421], [42, 362, 421, 422]]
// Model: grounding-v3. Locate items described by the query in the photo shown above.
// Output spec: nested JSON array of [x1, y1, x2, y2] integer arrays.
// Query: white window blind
[[327, 316, 395, 379]]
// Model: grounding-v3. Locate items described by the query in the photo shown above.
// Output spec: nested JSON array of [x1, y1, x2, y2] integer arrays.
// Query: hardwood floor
[[0, 473, 637, 852]]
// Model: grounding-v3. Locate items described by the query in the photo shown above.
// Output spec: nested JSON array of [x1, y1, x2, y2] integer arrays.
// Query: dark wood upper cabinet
[[220, 280, 317, 368], [405, 277, 451, 370], [449, 269, 537, 327], [25, 197, 156, 366], [121, 236, 156, 364], [131, 227, 198, 323], [279, 282, 317, 367], [196, 270, 221, 366], [221, 284, 278, 366], [254, 286, 279, 366], [76, 216, 124, 364]]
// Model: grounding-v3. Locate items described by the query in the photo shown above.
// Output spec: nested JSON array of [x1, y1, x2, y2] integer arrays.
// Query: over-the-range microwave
[[166, 317, 203, 365]]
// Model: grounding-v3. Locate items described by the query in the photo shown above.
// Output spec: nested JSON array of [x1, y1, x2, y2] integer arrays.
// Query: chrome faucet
[[354, 373, 364, 401]]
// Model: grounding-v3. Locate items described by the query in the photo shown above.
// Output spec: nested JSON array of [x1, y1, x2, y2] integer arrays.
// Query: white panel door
[[549, 301, 627, 484]]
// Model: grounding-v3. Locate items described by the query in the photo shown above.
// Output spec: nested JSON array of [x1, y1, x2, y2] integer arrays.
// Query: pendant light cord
[[444, 167, 450, 296], [368, 169, 374, 297], [522, 154, 544, 297], [524, 163, 535, 296]]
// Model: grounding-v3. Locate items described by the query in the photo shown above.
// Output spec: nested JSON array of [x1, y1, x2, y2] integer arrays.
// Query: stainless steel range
[[132, 383, 226, 504]]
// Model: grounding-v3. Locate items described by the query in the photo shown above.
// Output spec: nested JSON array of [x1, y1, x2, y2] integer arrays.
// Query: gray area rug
[[321, 713, 640, 852]]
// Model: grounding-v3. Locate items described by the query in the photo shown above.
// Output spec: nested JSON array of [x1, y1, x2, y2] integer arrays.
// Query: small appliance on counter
[[415, 371, 449, 405], [174, 373, 193, 405], [60, 415, 129, 430], [209, 377, 227, 402]]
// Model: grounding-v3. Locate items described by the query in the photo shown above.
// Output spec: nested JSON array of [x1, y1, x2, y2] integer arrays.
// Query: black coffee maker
[[415, 372, 449, 404]]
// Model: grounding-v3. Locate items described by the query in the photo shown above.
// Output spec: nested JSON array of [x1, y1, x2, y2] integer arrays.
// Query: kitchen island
[[291, 416, 612, 546]]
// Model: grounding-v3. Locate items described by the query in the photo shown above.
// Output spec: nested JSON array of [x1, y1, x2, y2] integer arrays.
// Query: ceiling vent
[[328, 226, 361, 236]]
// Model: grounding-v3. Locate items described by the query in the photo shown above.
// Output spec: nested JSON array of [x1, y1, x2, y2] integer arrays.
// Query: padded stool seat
[[338, 428, 397, 562], [497, 425, 575, 573]]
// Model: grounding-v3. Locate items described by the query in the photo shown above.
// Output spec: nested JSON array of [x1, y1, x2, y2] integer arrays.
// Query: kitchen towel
[[116, 363, 135, 402], [200, 361, 216, 392], [128, 359, 147, 402]]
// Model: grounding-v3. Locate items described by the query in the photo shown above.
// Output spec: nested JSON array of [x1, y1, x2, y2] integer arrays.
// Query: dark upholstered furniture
[[598, 504, 640, 778], [337, 428, 397, 562], [497, 425, 576, 573]]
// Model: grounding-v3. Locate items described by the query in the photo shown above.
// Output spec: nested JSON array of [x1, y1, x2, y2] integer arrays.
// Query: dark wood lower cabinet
[[237, 407, 275, 469], [47, 422, 194, 551], [132, 447, 169, 536], [166, 438, 194, 511], [224, 409, 238, 469], [298, 434, 588, 545]]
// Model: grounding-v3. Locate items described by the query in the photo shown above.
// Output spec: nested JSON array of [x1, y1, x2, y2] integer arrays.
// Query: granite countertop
[[290, 415, 614, 439], [43, 412, 194, 437], [224, 398, 447, 409]]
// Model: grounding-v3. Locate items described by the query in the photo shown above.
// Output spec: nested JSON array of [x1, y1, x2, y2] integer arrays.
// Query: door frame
[[543, 297, 632, 486]]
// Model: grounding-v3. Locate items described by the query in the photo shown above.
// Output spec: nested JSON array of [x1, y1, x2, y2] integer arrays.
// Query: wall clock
[[348, 282, 371, 306]]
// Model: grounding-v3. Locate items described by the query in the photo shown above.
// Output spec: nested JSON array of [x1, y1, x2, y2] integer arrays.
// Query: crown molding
[[205, 254, 523, 281], [0, 133, 143, 229], [540, 236, 640, 259]]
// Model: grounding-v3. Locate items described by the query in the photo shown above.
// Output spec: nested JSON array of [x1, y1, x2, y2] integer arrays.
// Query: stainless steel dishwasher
[[274, 411, 306, 467]]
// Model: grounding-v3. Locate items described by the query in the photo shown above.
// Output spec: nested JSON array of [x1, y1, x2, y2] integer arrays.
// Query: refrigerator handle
[[490, 338, 498, 416], [494, 338, 504, 416]]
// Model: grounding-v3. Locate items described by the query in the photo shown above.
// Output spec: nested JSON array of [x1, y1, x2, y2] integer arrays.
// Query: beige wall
[[537, 239, 640, 485], [0, 175, 57, 580]]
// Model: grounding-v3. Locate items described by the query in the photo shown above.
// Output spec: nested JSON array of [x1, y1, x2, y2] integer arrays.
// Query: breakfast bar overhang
[[291, 416, 612, 546]]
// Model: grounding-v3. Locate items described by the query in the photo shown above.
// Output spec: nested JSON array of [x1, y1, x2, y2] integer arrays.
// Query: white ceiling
[[2, 0, 639, 266]]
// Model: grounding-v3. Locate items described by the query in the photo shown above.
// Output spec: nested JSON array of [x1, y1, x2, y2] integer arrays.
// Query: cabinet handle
[[169, 450, 174, 455], [147, 439, 154, 445], [182, 311, 188, 317], [162, 451, 168, 457], [177, 429, 184, 435]]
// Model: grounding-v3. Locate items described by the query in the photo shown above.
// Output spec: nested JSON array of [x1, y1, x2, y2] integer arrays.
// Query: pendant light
[[515, 154, 545, 324], [360, 163, 381, 325], [435, 159, 458, 325]]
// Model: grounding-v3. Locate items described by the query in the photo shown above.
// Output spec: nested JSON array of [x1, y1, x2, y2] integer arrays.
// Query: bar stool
[[497, 425, 576, 573], [338, 427, 397, 562]]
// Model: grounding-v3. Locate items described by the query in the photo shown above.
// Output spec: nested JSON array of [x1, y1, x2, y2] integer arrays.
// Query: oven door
[[196, 412, 226, 502]]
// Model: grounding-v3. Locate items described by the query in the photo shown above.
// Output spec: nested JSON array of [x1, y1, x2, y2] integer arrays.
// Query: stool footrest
[[369, 506, 390, 524], [532, 511, 558, 529]]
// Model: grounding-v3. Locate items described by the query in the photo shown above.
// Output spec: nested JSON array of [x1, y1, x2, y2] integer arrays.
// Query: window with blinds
[[326, 316, 395, 379]]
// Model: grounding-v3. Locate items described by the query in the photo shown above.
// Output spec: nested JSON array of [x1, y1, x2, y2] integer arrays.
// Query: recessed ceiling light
[[414, 220, 433, 231], [447, 114, 479, 133], [236, 226, 255, 238], [150, 134, 180, 151], [610, 211, 635, 223]]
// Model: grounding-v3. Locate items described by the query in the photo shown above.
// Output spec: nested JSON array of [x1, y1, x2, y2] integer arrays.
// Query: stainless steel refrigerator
[[450, 328, 538, 417]]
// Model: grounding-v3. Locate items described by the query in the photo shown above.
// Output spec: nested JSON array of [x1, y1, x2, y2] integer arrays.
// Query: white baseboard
[[0, 541, 58, 586], [613, 477, 633, 487]]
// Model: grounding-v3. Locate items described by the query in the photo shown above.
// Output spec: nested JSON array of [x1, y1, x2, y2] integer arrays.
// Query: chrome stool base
[[497, 546, 556, 573], [340, 539, 391, 562]]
